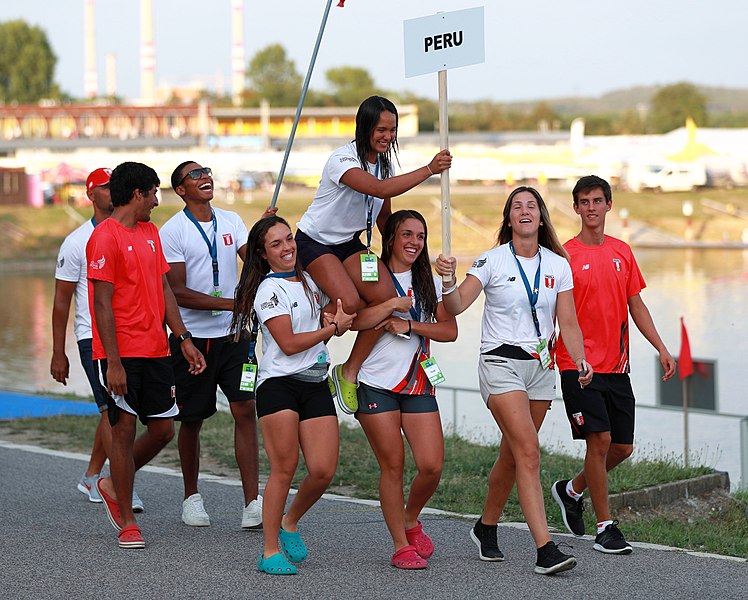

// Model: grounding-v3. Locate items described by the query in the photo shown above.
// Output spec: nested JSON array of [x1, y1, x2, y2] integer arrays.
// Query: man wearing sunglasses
[[161, 161, 276, 529]]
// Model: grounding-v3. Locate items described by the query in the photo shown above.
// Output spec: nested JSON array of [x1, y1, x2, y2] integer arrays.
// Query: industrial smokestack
[[105, 53, 117, 98], [83, 0, 98, 98], [231, 0, 246, 106], [140, 0, 155, 104]]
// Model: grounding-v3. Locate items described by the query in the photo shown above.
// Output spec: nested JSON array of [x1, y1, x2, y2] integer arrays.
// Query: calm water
[[2, 248, 747, 486]]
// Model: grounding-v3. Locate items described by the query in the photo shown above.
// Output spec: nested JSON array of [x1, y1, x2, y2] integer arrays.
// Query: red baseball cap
[[86, 168, 112, 191]]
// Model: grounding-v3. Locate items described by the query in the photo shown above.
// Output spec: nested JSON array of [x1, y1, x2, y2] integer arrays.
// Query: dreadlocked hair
[[380, 209, 438, 322], [231, 216, 316, 337]]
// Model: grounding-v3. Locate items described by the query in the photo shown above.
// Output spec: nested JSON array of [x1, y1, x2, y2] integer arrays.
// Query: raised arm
[[434, 254, 483, 316], [340, 149, 451, 200], [628, 293, 676, 380]]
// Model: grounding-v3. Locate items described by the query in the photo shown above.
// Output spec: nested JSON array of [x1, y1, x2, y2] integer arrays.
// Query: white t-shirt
[[359, 271, 443, 394], [55, 219, 96, 341], [160, 207, 248, 338], [296, 142, 389, 245], [253, 274, 330, 390], [467, 244, 573, 357]]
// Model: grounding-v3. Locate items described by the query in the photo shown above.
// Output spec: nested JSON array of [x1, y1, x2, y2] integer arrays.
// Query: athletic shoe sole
[[593, 542, 633, 555], [551, 481, 584, 537], [469, 529, 505, 562], [534, 556, 577, 575], [77, 481, 103, 503]]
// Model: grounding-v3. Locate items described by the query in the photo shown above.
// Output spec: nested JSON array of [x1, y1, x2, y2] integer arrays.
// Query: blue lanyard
[[509, 242, 543, 338], [386, 267, 428, 355], [90, 217, 97, 227], [364, 159, 380, 252], [247, 271, 298, 361], [183, 207, 219, 289]]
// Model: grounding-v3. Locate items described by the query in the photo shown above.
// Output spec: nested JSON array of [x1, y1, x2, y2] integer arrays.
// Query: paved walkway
[[1, 441, 745, 599]]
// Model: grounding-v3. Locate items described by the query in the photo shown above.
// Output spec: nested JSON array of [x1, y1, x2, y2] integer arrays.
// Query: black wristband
[[177, 331, 192, 344], [331, 321, 340, 336], [407, 320, 412, 336]]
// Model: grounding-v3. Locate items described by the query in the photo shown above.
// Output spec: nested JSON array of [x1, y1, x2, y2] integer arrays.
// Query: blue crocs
[[257, 552, 297, 575], [279, 527, 308, 563]]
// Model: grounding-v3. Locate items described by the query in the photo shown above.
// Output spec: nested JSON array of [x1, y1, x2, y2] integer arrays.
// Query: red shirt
[[86, 219, 170, 360], [556, 235, 645, 373]]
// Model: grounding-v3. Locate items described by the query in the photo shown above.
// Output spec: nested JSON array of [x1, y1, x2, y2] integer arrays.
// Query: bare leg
[[177, 419, 203, 499], [283, 415, 339, 530], [486, 392, 552, 548], [358, 411, 409, 552], [259, 410, 300, 558], [133, 417, 174, 470], [231, 399, 260, 503], [100, 411, 137, 528], [482, 400, 550, 524], [85, 411, 112, 477], [401, 412, 443, 529]]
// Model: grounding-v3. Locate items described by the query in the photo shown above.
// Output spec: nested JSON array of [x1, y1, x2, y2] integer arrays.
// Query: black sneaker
[[534, 541, 577, 575], [470, 518, 505, 561], [551, 480, 585, 536], [593, 520, 633, 555]]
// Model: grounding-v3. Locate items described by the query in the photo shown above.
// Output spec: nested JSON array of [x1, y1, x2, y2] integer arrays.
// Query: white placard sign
[[403, 6, 485, 78]]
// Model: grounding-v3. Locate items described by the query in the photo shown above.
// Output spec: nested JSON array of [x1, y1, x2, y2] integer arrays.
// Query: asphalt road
[[1, 441, 745, 600]]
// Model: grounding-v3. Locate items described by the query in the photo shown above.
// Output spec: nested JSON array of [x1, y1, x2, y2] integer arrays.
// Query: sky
[[2, 0, 748, 103]]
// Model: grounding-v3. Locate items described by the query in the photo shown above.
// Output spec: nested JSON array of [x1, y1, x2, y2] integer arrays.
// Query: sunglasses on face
[[178, 167, 212, 185]]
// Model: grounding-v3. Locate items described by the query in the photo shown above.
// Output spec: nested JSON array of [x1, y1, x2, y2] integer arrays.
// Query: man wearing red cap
[[51, 168, 143, 512]]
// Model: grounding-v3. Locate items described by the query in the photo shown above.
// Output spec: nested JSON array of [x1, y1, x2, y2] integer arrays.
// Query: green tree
[[649, 82, 707, 133], [324, 66, 375, 106], [0, 20, 58, 103], [246, 44, 302, 107]]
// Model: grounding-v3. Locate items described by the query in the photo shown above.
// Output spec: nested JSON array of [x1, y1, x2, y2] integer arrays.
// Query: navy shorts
[[169, 333, 255, 422], [295, 229, 366, 270], [77, 338, 108, 412], [560, 371, 635, 445], [96, 357, 177, 425], [256, 375, 336, 421], [356, 383, 438, 415]]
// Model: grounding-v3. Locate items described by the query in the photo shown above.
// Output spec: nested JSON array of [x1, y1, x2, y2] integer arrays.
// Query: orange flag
[[679, 317, 694, 380]]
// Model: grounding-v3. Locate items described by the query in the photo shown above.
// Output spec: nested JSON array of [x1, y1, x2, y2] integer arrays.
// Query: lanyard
[[386, 267, 428, 355], [247, 271, 297, 362], [90, 217, 97, 227], [509, 241, 543, 338], [183, 207, 219, 289], [364, 159, 380, 252]]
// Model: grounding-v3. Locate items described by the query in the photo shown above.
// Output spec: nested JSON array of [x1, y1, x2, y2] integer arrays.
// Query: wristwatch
[[177, 331, 193, 344]]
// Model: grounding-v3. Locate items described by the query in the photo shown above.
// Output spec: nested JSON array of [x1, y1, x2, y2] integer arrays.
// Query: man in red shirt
[[87, 161, 206, 549], [553, 175, 676, 554]]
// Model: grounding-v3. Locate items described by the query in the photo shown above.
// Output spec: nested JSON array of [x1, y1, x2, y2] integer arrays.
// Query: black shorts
[[96, 357, 177, 425], [356, 383, 438, 415], [560, 371, 635, 445], [295, 229, 366, 270], [77, 338, 108, 412], [256, 375, 337, 421], [169, 333, 255, 422]]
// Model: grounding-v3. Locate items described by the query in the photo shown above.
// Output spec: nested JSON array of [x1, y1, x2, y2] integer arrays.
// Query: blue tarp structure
[[0, 390, 98, 419]]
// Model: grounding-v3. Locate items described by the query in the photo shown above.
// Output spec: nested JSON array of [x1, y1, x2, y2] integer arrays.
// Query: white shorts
[[478, 354, 556, 403]]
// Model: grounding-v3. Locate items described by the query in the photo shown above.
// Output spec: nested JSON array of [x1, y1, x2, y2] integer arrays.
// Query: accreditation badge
[[239, 363, 257, 392], [360, 253, 379, 282], [536, 338, 552, 369], [210, 289, 223, 317], [420, 356, 446, 386]]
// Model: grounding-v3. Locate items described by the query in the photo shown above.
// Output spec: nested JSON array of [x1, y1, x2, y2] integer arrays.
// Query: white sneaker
[[77, 474, 102, 503], [182, 493, 210, 526], [241, 495, 263, 529]]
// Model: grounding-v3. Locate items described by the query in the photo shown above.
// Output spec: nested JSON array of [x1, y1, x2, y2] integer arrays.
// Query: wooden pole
[[683, 377, 690, 467], [438, 69, 451, 281]]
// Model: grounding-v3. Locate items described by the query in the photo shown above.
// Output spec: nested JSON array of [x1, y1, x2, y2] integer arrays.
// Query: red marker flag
[[337, 1, 346, 6], [679, 316, 694, 380]]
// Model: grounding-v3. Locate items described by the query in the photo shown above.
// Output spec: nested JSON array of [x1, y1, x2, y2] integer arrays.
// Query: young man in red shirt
[[553, 175, 676, 554], [87, 161, 206, 549]]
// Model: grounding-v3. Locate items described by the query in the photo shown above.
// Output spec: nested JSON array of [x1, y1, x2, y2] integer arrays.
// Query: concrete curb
[[603, 472, 731, 511]]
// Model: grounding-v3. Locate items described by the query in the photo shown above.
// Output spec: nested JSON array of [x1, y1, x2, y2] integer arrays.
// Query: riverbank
[[2, 407, 746, 558]]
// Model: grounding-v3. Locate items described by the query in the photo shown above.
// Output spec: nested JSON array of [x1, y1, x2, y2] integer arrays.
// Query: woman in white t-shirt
[[435, 187, 593, 576], [232, 216, 355, 576], [352, 210, 457, 570], [295, 96, 452, 415]]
